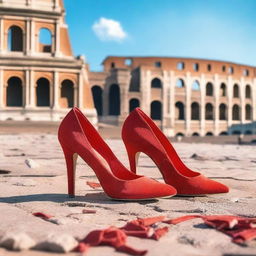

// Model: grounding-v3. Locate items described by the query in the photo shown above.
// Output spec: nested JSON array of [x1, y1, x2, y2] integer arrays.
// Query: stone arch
[[206, 82, 213, 96], [191, 102, 200, 120], [205, 103, 214, 120], [8, 26, 23, 52], [233, 84, 239, 98], [206, 132, 213, 136], [151, 78, 162, 88], [60, 79, 74, 108], [220, 83, 227, 97], [219, 103, 227, 120], [219, 131, 228, 136], [192, 132, 199, 136], [176, 78, 185, 88], [38, 28, 52, 53], [245, 104, 252, 121], [232, 104, 240, 120], [176, 132, 184, 137], [175, 101, 185, 120], [129, 98, 140, 113], [245, 85, 251, 99], [36, 78, 50, 107], [192, 80, 200, 91], [6, 77, 23, 107], [150, 101, 162, 120], [91, 85, 103, 116], [109, 84, 120, 115]]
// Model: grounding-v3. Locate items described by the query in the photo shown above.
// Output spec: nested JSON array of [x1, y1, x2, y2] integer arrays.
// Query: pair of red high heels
[[58, 107, 229, 200]]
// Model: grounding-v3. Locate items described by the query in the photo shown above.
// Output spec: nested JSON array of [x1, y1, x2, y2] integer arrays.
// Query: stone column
[[140, 70, 151, 115], [29, 70, 35, 107], [170, 71, 175, 132], [119, 82, 129, 123], [0, 18, 3, 54], [78, 71, 84, 108], [185, 72, 191, 136], [25, 19, 31, 55], [227, 76, 233, 127], [30, 19, 35, 55], [54, 20, 61, 57], [53, 71, 59, 109], [25, 69, 30, 107], [240, 77, 245, 123], [0, 69, 3, 108], [214, 74, 220, 135], [102, 83, 109, 116], [200, 74, 205, 136]]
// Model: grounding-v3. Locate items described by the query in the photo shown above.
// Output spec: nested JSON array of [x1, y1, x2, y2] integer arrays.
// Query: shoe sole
[[108, 194, 175, 201]]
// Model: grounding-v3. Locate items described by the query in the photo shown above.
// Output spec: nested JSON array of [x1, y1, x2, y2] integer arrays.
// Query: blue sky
[[64, 0, 256, 71]]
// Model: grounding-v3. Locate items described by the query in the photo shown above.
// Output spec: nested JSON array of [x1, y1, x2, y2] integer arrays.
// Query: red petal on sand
[[33, 212, 53, 220], [137, 216, 166, 226], [74, 242, 90, 253], [80, 227, 147, 255], [86, 181, 101, 189], [82, 209, 97, 214], [151, 227, 169, 240], [164, 215, 201, 225], [231, 228, 256, 244]]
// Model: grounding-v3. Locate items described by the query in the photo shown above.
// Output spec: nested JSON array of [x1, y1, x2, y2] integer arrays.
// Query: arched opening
[[6, 77, 23, 107], [91, 86, 103, 116], [232, 104, 240, 121], [36, 78, 50, 107], [192, 132, 199, 136], [8, 26, 23, 52], [245, 104, 252, 121], [191, 102, 200, 120], [206, 82, 213, 96], [206, 132, 213, 136], [175, 102, 185, 120], [39, 28, 52, 53], [205, 103, 214, 120], [220, 83, 227, 97], [233, 84, 239, 98], [219, 103, 227, 120], [129, 98, 140, 113], [61, 79, 74, 108], [245, 130, 252, 135], [129, 68, 140, 92], [151, 78, 162, 88], [176, 132, 184, 137], [245, 85, 251, 99], [150, 101, 162, 120], [177, 62, 185, 70], [219, 131, 228, 136], [176, 79, 185, 88], [109, 84, 120, 115], [192, 80, 200, 91]]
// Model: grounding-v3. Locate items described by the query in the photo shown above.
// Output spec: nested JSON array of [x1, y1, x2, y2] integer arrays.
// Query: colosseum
[[0, 0, 96, 123], [89, 56, 256, 137]]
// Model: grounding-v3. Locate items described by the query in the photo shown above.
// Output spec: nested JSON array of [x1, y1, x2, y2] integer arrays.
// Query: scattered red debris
[[164, 214, 256, 245], [32, 212, 53, 220], [76, 227, 147, 255], [86, 181, 102, 189], [82, 209, 97, 214]]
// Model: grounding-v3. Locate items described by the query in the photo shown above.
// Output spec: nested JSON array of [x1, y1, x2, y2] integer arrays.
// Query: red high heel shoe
[[58, 107, 176, 200], [122, 108, 229, 195]]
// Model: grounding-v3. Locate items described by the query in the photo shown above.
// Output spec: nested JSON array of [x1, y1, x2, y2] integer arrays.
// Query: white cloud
[[92, 17, 127, 42]]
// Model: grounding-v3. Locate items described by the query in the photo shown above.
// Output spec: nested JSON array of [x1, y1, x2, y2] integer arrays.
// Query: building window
[[233, 84, 239, 98], [220, 83, 227, 97], [8, 26, 23, 52], [243, 69, 249, 76], [39, 28, 52, 53], [245, 85, 251, 99], [193, 63, 199, 71], [151, 78, 162, 88], [176, 79, 185, 88], [177, 62, 185, 70], [207, 64, 211, 71], [154, 61, 162, 68], [124, 58, 132, 66], [228, 66, 234, 74], [206, 82, 213, 96], [192, 80, 200, 91], [222, 66, 226, 72], [111, 62, 115, 68]]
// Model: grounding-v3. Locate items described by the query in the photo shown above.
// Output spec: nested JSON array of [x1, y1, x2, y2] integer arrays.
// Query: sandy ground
[[0, 133, 256, 256]]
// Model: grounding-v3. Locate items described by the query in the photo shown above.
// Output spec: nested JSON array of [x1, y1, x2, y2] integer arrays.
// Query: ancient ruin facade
[[89, 56, 256, 136], [0, 0, 96, 122]]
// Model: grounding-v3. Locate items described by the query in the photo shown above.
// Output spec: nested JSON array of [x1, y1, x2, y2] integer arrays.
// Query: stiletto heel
[[122, 108, 229, 195], [58, 107, 176, 200], [62, 146, 78, 197], [125, 143, 139, 174]]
